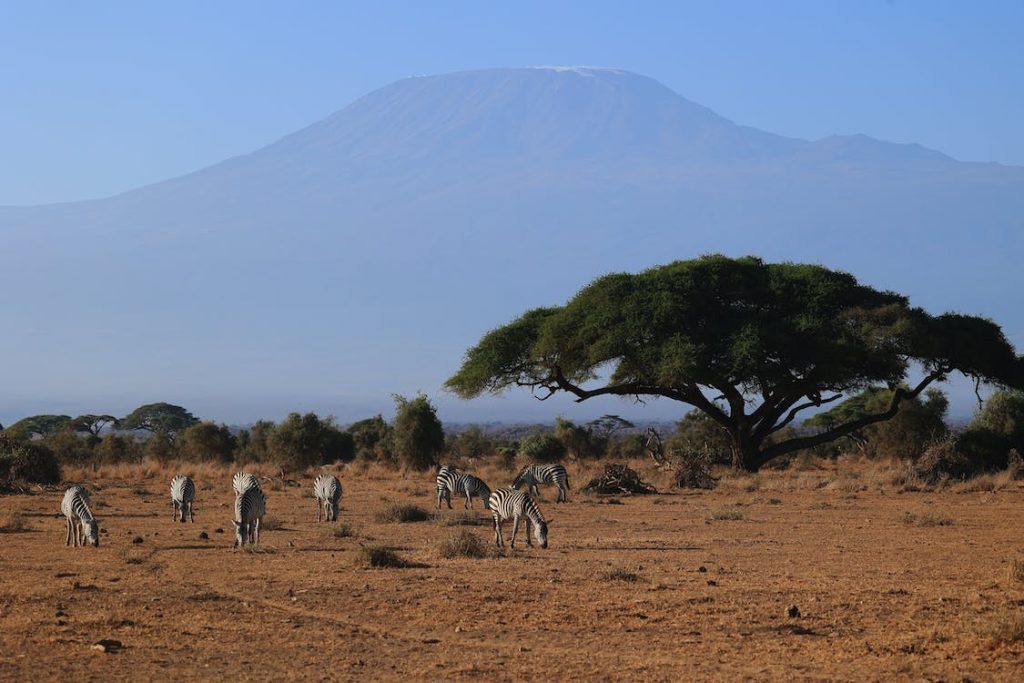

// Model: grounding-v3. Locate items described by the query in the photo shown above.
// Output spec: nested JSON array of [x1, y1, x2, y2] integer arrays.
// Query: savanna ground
[[1, 457, 1024, 681]]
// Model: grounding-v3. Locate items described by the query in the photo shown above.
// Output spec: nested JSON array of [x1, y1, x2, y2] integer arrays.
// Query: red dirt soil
[[1, 462, 1023, 681]]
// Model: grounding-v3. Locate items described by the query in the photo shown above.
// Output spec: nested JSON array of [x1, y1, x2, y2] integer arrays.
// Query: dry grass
[[707, 508, 746, 521], [602, 566, 641, 582], [980, 610, 1024, 643], [376, 502, 432, 523], [439, 530, 490, 559], [441, 511, 490, 527], [331, 522, 355, 538], [901, 512, 954, 527], [1009, 558, 1024, 584], [0, 511, 27, 533]]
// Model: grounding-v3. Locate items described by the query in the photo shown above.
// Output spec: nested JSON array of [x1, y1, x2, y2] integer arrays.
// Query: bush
[[518, 431, 566, 462], [0, 435, 61, 484], [355, 546, 408, 568], [270, 413, 349, 470], [44, 428, 98, 464], [439, 530, 490, 558], [446, 426, 493, 460], [671, 411, 734, 465], [392, 394, 445, 471], [673, 449, 717, 489], [95, 434, 141, 464], [235, 420, 276, 463], [376, 502, 432, 523], [349, 415, 394, 464], [177, 422, 236, 463]]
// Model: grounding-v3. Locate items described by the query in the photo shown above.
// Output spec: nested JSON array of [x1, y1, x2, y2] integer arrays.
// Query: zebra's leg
[[493, 514, 503, 547], [446, 490, 452, 510], [525, 517, 533, 547], [464, 487, 472, 510], [189, 501, 195, 523], [435, 489, 442, 510], [65, 516, 72, 546], [317, 500, 322, 523], [510, 514, 520, 549], [254, 517, 261, 546]]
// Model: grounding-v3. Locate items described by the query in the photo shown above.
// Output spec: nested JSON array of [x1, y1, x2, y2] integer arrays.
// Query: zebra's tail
[[565, 472, 571, 490]]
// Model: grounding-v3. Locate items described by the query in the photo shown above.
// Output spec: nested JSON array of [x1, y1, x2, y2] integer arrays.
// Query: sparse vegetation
[[441, 512, 489, 527], [1009, 558, 1024, 584], [332, 522, 355, 538], [356, 546, 409, 568], [602, 566, 641, 582], [980, 610, 1024, 643], [439, 530, 490, 559], [901, 512, 954, 527], [0, 511, 27, 533], [376, 502, 432, 523], [707, 508, 746, 521]]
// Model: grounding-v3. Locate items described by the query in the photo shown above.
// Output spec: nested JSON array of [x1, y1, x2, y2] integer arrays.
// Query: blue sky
[[1, 1, 1022, 205]]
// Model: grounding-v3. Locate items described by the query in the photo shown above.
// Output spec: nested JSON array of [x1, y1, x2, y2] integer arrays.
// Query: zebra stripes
[[313, 474, 342, 522], [512, 463, 570, 502], [435, 466, 491, 510], [488, 488, 550, 549], [233, 485, 267, 548], [232, 471, 260, 495], [170, 474, 196, 523], [61, 485, 100, 547]]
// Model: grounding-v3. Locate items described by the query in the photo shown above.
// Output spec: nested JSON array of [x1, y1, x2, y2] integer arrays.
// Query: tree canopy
[[120, 403, 199, 437], [446, 255, 1022, 470], [3, 414, 72, 439]]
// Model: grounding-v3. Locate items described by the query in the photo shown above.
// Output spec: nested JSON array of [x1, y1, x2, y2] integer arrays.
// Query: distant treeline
[[3, 388, 1024, 486]]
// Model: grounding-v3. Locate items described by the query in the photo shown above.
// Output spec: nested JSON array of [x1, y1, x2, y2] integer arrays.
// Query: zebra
[[233, 485, 267, 548], [61, 485, 100, 547], [435, 467, 491, 510], [313, 474, 342, 522], [232, 471, 260, 495], [512, 463, 570, 503], [170, 474, 196, 523], [487, 488, 550, 549]]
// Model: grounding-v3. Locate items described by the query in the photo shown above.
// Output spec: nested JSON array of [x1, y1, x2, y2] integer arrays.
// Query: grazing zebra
[[170, 474, 196, 523], [488, 488, 550, 549], [232, 471, 260, 495], [512, 463, 570, 502], [61, 485, 100, 547], [313, 474, 342, 522], [436, 467, 491, 510], [233, 485, 267, 548]]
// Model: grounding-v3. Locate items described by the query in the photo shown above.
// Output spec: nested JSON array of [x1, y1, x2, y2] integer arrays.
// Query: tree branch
[[761, 368, 949, 461], [764, 392, 844, 437]]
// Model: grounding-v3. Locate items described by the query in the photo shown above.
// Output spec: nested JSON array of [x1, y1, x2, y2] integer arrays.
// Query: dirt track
[[1, 463, 1023, 681]]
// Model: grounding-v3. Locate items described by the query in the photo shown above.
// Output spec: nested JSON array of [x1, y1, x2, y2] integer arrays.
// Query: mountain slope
[[1, 67, 1021, 423]]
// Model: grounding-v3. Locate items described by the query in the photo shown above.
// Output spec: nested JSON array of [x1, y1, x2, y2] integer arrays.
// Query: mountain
[[1, 67, 1022, 424]]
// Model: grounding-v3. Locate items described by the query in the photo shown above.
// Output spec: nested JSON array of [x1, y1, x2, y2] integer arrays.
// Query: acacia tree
[[120, 403, 198, 440], [446, 255, 1022, 471], [69, 414, 119, 437], [3, 415, 72, 440]]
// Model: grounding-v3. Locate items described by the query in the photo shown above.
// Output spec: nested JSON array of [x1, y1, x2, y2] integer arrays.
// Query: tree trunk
[[731, 435, 766, 472]]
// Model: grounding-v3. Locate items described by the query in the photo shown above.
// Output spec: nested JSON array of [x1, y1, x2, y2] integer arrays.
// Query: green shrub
[[0, 435, 61, 484]]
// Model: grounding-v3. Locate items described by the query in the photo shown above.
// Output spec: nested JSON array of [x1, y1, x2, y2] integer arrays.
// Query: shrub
[[392, 394, 445, 471], [270, 413, 349, 470], [1009, 558, 1024, 584], [442, 512, 489, 527], [980, 611, 1024, 643], [0, 511, 27, 532], [901, 512, 953, 527], [518, 432, 566, 462], [356, 546, 408, 568], [674, 448, 717, 489], [439, 530, 490, 558], [332, 523, 355, 538], [671, 411, 734, 464], [376, 502, 432, 523], [0, 435, 61, 484], [707, 508, 745, 521], [177, 422, 236, 463], [913, 437, 974, 483], [349, 415, 394, 464]]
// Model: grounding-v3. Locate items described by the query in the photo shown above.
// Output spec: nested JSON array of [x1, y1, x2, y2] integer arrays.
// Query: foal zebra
[[512, 463, 570, 502], [313, 474, 342, 522], [488, 488, 550, 549], [61, 485, 100, 547], [435, 466, 491, 510], [232, 471, 260, 495], [233, 485, 267, 548], [170, 474, 196, 523]]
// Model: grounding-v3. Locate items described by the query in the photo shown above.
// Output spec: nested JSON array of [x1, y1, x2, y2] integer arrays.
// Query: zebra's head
[[177, 502, 189, 523], [82, 519, 100, 547], [511, 468, 528, 490], [326, 500, 338, 522], [535, 519, 550, 549]]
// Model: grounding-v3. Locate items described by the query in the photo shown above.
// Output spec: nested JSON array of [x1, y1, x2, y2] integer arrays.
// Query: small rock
[[55, 610, 66, 617], [56, 620, 67, 626], [131, 536, 144, 545], [198, 532, 209, 540], [214, 528, 224, 534], [787, 605, 801, 618], [706, 580, 717, 586], [454, 626, 463, 633], [698, 566, 708, 573]]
